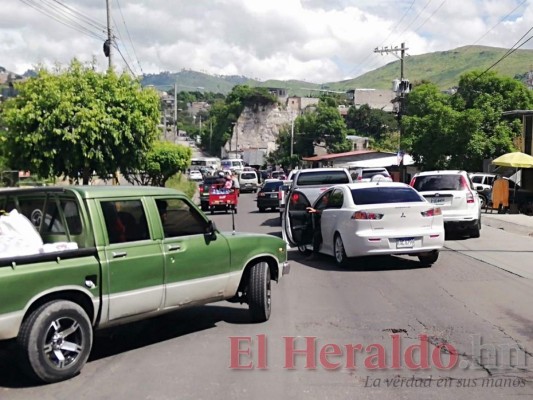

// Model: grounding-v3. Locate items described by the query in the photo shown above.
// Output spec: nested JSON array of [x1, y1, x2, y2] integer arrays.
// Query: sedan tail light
[[421, 208, 442, 217], [258, 192, 266, 197], [351, 211, 384, 220]]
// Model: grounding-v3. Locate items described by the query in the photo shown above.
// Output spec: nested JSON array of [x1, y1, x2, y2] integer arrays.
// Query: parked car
[[410, 170, 481, 238], [350, 167, 392, 182], [283, 182, 444, 266], [257, 179, 284, 212]]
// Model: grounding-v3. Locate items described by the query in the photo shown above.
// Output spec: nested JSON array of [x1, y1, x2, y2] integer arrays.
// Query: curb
[[481, 214, 533, 238]]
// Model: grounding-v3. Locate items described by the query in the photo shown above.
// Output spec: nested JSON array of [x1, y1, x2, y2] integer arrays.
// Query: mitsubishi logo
[[400, 212, 406, 218]]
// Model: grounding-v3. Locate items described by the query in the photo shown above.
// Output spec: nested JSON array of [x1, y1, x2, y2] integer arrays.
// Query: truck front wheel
[[248, 262, 271, 323], [17, 300, 93, 383]]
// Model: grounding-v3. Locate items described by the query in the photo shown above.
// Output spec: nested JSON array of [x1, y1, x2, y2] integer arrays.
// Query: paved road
[[1, 193, 532, 399]]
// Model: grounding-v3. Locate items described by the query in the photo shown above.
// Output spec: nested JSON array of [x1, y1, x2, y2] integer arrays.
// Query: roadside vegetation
[[1, 58, 532, 182]]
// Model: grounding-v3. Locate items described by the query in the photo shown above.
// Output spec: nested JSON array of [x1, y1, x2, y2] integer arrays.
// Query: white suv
[[410, 170, 481, 238], [350, 167, 392, 182]]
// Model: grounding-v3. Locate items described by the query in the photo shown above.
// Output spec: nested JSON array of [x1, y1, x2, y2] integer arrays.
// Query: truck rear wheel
[[248, 262, 271, 322], [17, 300, 93, 383]]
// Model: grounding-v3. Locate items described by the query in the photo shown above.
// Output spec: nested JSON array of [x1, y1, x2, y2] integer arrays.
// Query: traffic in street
[[0, 191, 532, 399]]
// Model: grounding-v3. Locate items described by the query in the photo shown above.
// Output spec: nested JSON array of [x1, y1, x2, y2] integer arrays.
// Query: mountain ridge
[[3, 45, 532, 95]]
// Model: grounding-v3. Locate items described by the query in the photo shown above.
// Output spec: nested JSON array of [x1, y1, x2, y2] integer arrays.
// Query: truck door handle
[[168, 244, 181, 251], [112, 251, 127, 258]]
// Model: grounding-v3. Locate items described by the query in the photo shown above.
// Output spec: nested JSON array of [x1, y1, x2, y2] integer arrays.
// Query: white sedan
[[188, 170, 203, 182], [283, 182, 445, 266]]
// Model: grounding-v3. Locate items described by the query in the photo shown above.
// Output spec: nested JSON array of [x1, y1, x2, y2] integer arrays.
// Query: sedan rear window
[[351, 187, 424, 205], [261, 181, 283, 191], [296, 171, 350, 186], [412, 175, 462, 191]]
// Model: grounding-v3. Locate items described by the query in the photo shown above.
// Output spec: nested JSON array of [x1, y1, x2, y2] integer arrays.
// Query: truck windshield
[[296, 171, 350, 186]]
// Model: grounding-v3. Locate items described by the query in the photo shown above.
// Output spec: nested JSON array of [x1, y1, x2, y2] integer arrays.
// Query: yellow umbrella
[[492, 152, 533, 204], [492, 152, 533, 168]]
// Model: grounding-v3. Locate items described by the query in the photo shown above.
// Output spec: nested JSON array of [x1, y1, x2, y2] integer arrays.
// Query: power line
[[399, 0, 433, 36], [347, 0, 416, 77], [113, 44, 136, 77], [18, 0, 106, 42], [111, 14, 139, 76], [477, 27, 533, 78], [472, 0, 528, 46], [414, 0, 446, 34], [116, 0, 144, 75], [48, 0, 107, 32]]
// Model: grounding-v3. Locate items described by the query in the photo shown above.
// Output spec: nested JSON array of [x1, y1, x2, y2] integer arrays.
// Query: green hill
[[140, 45, 533, 95], [326, 45, 533, 91]]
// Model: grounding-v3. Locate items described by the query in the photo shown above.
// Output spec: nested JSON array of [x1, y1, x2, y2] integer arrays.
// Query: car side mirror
[[476, 186, 483, 191], [206, 220, 217, 240]]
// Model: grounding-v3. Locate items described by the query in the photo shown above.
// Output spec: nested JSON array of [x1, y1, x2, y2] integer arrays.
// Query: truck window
[[43, 200, 82, 234], [156, 198, 208, 237], [101, 200, 149, 244]]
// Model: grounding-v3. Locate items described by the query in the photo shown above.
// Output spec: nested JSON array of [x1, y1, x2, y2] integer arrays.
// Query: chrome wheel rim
[[43, 317, 85, 370], [335, 236, 344, 263]]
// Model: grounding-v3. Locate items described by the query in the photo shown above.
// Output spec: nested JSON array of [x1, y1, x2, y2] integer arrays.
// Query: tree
[[292, 100, 352, 156], [345, 104, 399, 141], [402, 72, 533, 171], [0, 59, 161, 184], [122, 141, 192, 187]]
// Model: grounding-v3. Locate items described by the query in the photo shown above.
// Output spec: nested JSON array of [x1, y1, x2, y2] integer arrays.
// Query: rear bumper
[[257, 198, 279, 209], [344, 229, 445, 257], [444, 219, 478, 230]]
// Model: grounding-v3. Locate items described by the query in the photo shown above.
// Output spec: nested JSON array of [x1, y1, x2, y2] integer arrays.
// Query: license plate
[[429, 197, 446, 204], [396, 238, 414, 248], [271, 194, 278, 198]]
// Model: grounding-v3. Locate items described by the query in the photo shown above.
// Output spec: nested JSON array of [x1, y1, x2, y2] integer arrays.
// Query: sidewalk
[[481, 210, 533, 238]]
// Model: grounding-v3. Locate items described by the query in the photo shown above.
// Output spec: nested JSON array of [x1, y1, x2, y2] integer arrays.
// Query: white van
[[221, 158, 245, 172], [238, 170, 259, 193]]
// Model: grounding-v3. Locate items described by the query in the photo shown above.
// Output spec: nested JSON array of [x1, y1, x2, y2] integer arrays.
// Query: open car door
[[282, 189, 313, 248]]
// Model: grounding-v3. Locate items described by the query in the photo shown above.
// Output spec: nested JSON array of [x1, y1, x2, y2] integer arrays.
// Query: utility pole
[[105, 0, 113, 70], [174, 82, 178, 137], [374, 42, 409, 182], [374, 42, 408, 80]]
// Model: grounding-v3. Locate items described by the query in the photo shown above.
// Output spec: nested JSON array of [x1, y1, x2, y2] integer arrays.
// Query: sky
[[1, 0, 532, 83]]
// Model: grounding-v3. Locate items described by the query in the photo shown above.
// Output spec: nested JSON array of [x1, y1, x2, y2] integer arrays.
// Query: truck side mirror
[[206, 220, 217, 240]]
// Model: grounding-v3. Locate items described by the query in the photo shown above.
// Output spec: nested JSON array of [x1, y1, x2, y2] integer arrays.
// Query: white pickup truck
[[287, 168, 353, 205]]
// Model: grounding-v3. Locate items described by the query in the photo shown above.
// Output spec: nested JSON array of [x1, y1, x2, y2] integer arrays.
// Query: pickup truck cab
[[0, 186, 289, 383], [289, 168, 353, 205]]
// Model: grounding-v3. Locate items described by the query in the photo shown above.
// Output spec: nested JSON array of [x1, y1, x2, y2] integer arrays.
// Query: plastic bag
[[0, 209, 44, 258]]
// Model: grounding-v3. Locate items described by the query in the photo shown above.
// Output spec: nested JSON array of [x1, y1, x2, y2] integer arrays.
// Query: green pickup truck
[[0, 186, 289, 383]]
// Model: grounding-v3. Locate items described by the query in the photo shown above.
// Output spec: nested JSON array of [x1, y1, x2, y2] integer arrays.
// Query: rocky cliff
[[224, 104, 293, 156]]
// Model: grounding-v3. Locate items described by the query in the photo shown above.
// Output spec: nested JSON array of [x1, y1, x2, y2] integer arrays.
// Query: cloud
[[0, 0, 532, 82]]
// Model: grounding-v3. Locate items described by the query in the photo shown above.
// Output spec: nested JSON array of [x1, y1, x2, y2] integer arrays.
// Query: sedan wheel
[[418, 251, 439, 266], [334, 234, 348, 266]]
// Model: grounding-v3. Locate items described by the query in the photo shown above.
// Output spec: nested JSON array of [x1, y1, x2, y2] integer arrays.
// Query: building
[[301, 150, 417, 182], [346, 89, 396, 112]]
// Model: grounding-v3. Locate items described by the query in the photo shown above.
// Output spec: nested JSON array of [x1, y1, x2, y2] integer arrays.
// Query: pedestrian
[[305, 206, 322, 260]]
